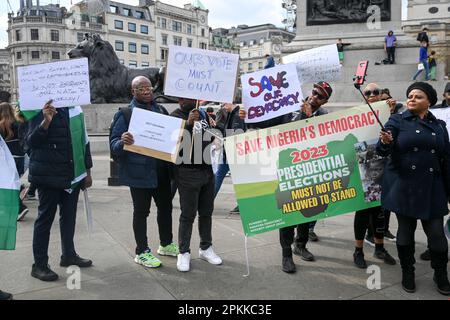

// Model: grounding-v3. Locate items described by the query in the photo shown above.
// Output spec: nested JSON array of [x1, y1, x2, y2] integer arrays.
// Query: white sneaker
[[199, 247, 222, 265], [177, 252, 191, 272]]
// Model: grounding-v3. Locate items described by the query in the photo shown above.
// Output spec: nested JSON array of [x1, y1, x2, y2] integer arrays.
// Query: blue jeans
[[413, 59, 430, 81], [214, 163, 230, 198]]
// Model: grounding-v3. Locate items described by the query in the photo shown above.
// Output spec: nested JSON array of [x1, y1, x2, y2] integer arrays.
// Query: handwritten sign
[[282, 44, 342, 84], [17, 58, 90, 110], [241, 63, 303, 123], [164, 46, 239, 103], [123, 108, 185, 163]]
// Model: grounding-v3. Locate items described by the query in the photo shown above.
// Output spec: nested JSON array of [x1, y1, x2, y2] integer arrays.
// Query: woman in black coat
[[377, 82, 450, 295]]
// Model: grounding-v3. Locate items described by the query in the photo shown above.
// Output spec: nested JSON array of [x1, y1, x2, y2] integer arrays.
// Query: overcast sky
[[0, 0, 408, 49]]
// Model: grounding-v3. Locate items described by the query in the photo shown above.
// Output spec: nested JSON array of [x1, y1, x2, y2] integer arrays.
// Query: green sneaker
[[134, 249, 162, 268], [157, 243, 179, 257]]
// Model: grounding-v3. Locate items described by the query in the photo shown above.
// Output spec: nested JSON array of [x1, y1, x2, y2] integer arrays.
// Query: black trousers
[[387, 47, 395, 64], [130, 181, 173, 255], [354, 206, 384, 241], [174, 166, 215, 254], [33, 186, 81, 267], [367, 208, 391, 238], [279, 223, 310, 257], [396, 214, 448, 252]]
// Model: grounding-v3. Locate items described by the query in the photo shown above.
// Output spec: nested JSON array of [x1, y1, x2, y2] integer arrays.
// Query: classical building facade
[[0, 49, 11, 94]]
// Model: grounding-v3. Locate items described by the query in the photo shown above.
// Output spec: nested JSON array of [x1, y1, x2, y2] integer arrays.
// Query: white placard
[[241, 63, 304, 123], [164, 46, 239, 103], [128, 108, 184, 155], [18, 58, 91, 110], [282, 44, 342, 84]]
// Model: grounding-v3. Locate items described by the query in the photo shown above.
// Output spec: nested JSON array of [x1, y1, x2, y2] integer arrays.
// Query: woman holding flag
[[26, 100, 93, 282]]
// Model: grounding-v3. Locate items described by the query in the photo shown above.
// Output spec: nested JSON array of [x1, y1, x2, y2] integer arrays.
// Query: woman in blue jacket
[[378, 82, 450, 295]]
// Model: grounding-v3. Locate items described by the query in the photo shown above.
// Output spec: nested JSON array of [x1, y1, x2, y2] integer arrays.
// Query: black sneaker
[[384, 230, 396, 242], [364, 235, 375, 247], [374, 248, 397, 265], [308, 230, 319, 242], [433, 274, 450, 296], [0, 290, 13, 300], [282, 256, 296, 273], [420, 249, 431, 261], [353, 251, 367, 269], [17, 204, 29, 221], [293, 245, 315, 261], [402, 270, 416, 293], [31, 264, 59, 282], [60, 255, 93, 268], [229, 206, 240, 214]]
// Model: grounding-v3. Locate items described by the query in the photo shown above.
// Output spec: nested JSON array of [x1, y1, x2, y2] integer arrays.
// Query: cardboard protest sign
[[224, 102, 389, 236], [282, 44, 341, 84], [124, 108, 185, 163], [241, 63, 304, 123], [164, 46, 239, 103], [18, 58, 90, 110]]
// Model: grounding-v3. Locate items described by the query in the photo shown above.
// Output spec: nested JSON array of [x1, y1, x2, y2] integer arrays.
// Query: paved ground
[[1, 152, 448, 300]]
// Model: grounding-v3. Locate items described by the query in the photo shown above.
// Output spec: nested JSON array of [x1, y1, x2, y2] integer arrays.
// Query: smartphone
[[353, 60, 369, 86]]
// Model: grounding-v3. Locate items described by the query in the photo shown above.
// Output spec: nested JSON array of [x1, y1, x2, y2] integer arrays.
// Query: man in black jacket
[[27, 101, 93, 281]]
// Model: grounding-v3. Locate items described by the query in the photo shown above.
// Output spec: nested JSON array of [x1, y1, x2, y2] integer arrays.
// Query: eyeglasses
[[312, 90, 327, 100], [364, 89, 381, 97], [134, 86, 153, 93]]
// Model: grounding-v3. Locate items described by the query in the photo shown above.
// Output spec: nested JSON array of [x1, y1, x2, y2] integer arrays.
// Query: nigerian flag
[[0, 136, 21, 250]]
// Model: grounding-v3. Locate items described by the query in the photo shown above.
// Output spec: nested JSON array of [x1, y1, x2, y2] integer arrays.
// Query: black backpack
[[109, 106, 132, 163]]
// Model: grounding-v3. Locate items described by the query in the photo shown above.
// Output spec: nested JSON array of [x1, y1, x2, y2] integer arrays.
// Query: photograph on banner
[[241, 63, 304, 123], [17, 58, 90, 111], [123, 107, 185, 163], [282, 44, 342, 84], [224, 102, 390, 237], [164, 46, 239, 103]]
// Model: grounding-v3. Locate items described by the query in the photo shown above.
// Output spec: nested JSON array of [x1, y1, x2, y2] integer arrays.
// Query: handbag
[[418, 63, 425, 71]]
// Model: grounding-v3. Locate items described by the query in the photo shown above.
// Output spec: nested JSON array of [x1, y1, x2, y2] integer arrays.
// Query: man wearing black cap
[[280, 82, 332, 273]]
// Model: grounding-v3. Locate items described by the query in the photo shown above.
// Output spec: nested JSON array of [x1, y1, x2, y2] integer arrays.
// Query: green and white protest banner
[[0, 136, 21, 250], [69, 106, 89, 188], [224, 101, 390, 237]]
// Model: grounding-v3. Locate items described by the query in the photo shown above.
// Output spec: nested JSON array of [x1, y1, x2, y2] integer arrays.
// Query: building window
[[115, 20, 123, 30], [259, 62, 263, 69], [129, 60, 137, 68], [135, 11, 145, 19], [52, 51, 60, 60], [160, 18, 167, 29], [31, 29, 39, 40], [110, 5, 118, 14], [187, 39, 193, 47], [141, 44, 149, 54], [142, 62, 149, 67], [115, 41, 124, 51], [200, 42, 207, 50], [129, 42, 137, 53], [123, 8, 131, 17], [50, 30, 59, 42], [248, 52, 251, 58], [128, 22, 136, 32], [172, 21, 182, 32], [16, 52, 22, 60], [162, 34, 168, 46], [31, 51, 40, 59], [187, 24, 192, 34], [77, 32, 84, 42], [173, 36, 182, 46], [15, 30, 21, 42], [201, 28, 205, 37], [141, 25, 148, 34], [161, 48, 167, 60]]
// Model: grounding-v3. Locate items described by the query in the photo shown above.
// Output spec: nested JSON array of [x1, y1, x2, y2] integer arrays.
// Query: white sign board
[[18, 58, 91, 110], [282, 44, 342, 84], [241, 63, 304, 123], [431, 108, 450, 141], [164, 46, 239, 103], [124, 108, 185, 163]]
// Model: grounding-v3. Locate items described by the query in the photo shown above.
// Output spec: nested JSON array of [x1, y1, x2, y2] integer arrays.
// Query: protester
[[412, 41, 430, 81], [110, 76, 178, 269], [0, 103, 28, 221], [206, 107, 216, 121], [264, 54, 275, 69], [378, 82, 450, 295], [384, 30, 397, 64], [27, 101, 93, 281], [171, 98, 222, 272], [336, 38, 351, 65], [213, 102, 246, 215], [353, 83, 396, 269], [428, 50, 437, 81]]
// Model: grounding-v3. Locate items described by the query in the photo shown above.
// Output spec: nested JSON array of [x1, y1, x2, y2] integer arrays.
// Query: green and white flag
[[0, 136, 21, 250], [69, 106, 89, 189]]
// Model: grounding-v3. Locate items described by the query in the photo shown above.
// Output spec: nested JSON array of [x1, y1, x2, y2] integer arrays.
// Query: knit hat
[[406, 82, 438, 107]]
